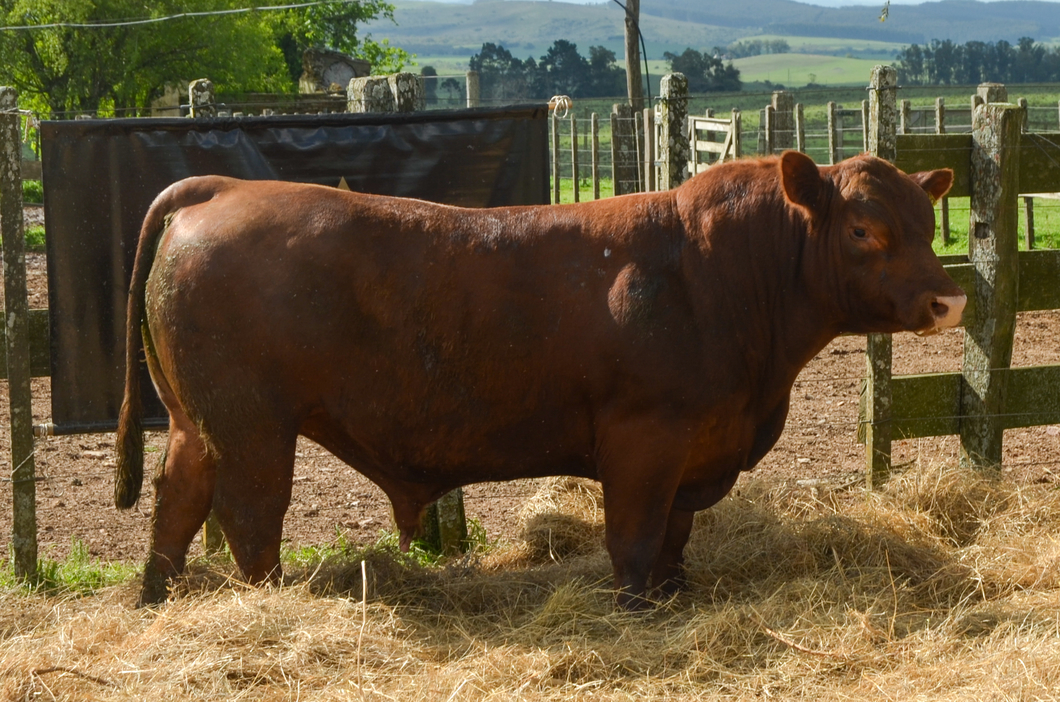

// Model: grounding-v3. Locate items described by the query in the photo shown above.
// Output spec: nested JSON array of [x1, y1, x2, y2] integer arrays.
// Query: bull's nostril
[[931, 300, 949, 317]]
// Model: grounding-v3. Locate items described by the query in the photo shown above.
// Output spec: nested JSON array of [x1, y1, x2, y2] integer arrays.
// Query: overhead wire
[[0, 0, 354, 31]]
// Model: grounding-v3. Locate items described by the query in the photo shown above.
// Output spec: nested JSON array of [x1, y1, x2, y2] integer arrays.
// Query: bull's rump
[[146, 179, 692, 483]]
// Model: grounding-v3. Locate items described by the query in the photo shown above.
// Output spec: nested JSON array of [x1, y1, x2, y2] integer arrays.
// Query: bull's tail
[[114, 177, 228, 509]]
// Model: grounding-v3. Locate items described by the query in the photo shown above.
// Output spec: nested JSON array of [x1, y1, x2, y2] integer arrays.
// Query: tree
[[421, 65, 438, 106], [469, 42, 535, 103], [587, 46, 627, 97], [537, 40, 590, 97], [0, 0, 288, 116], [662, 48, 741, 92], [273, 0, 412, 82], [0, 0, 412, 117]]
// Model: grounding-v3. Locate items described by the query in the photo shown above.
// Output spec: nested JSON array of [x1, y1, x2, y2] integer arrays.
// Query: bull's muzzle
[[918, 293, 967, 336]]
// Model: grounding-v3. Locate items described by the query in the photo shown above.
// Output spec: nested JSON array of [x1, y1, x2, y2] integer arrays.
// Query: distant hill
[[365, 0, 1060, 59], [364, 0, 744, 58], [643, 0, 1060, 45]]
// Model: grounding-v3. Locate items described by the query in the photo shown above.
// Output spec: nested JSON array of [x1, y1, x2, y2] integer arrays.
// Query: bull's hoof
[[615, 589, 656, 611], [652, 573, 687, 601], [137, 563, 171, 608]]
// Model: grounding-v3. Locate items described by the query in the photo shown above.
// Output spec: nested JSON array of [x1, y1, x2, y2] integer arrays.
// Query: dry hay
[[3, 462, 1060, 700]]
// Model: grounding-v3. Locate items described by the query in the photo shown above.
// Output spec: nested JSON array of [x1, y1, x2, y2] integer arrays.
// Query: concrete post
[[188, 79, 215, 118], [658, 72, 689, 189]]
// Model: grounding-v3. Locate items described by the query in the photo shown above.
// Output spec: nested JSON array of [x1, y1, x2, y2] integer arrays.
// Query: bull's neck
[[678, 192, 840, 400]]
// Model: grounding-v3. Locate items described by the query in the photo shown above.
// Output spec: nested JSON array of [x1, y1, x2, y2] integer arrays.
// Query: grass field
[[731, 54, 882, 88], [3, 463, 1060, 699]]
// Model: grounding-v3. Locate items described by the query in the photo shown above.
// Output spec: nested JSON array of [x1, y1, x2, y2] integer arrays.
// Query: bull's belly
[[300, 402, 599, 488]]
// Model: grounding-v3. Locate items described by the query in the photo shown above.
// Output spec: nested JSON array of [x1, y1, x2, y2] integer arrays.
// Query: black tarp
[[41, 106, 550, 434]]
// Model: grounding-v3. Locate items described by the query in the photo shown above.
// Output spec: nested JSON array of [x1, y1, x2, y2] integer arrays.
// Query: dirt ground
[[2, 204, 1059, 567]]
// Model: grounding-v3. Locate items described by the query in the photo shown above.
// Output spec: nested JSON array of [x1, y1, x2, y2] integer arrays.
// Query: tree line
[[468, 42, 742, 102], [896, 37, 1060, 85]]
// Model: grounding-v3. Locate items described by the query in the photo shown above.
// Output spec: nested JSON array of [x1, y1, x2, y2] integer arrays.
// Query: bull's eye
[[853, 228, 868, 239]]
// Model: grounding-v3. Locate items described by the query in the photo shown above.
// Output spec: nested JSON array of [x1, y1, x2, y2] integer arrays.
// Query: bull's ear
[[908, 168, 953, 204], [779, 150, 826, 220]]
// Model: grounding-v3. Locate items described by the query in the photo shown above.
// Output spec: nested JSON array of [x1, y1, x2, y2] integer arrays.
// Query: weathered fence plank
[[894, 134, 972, 197], [890, 365, 1060, 439], [1016, 133, 1060, 193]]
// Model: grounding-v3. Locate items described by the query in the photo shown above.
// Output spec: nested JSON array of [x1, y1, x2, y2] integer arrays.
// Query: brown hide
[[116, 151, 964, 608]]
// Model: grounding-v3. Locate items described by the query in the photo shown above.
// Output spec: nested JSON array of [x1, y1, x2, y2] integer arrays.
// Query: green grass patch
[[283, 519, 497, 572], [0, 538, 137, 597], [733, 53, 881, 88], [25, 224, 45, 252], [22, 179, 42, 205], [934, 197, 1060, 255]]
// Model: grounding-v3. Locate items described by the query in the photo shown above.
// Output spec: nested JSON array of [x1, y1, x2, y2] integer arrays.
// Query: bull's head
[[780, 151, 966, 336]]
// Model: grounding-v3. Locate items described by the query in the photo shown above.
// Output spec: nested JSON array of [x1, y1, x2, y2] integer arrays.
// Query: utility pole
[[623, 0, 644, 112]]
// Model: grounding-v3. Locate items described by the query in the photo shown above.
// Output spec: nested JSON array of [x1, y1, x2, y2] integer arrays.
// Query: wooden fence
[[544, 69, 1060, 485], [5, 69, 1060, 577], [549, 87, 1058, 248], [861, 74, 1060, 481], [0, 73, 474, 578]]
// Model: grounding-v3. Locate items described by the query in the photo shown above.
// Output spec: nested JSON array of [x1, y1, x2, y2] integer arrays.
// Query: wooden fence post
[[643, 107, 655, 192], [466, 71, 480, 108], [188, 79, 215, 118], [591, 113, 600, 200], [763, 105, 775, 155], [1016, 96, 1035, 249], [570, 114, 580, 203], [860, 100, 869, 152], [552, 111, 560, 203], [900, 99, 911, 134], [731, 108, 742, 159], [864, 65, 898, 488], [961, 102, 1022, 472], [827, 101, 838, 165], [1024, 197, 1035, 250], [611, 103, 638, 196], [936, 97, 951, 246], [1, 87, 37, 578], [658, 72, 690, 190], [772, 91, 794, 151], [794, 103, 805, 153]]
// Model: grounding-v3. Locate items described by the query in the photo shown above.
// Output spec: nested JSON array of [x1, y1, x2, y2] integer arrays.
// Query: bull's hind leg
[[209, 428, 298, 586], [141, 411, 217, 606]]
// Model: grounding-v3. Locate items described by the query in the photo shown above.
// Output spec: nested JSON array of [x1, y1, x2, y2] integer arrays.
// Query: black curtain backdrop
[[41, 106, 550, 433]]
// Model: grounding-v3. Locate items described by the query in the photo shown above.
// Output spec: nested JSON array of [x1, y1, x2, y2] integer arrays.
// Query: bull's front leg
[[597, 414, 690, 609]]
